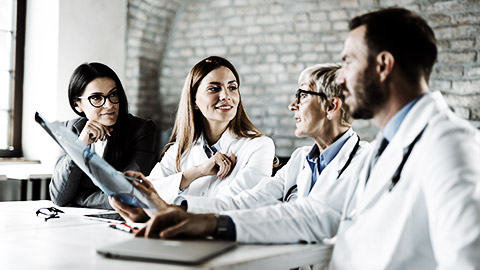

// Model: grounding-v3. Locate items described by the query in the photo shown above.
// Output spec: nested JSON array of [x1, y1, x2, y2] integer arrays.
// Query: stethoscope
[[283, 135, 361, 202], [343, 125, 428, 221]]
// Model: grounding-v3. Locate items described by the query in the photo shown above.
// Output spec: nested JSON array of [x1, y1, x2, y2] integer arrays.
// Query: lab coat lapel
[[296, 157, 313, 198], [356, 92, 440, 212], [353, 133, 380, 206], [218, 129, 237, 153], [316, 133, 358, 185], [304, 133, 359, 198], [357, 137, 403, 211]]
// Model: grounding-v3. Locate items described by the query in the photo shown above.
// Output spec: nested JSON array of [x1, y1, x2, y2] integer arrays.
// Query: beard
[[349, 62, 387, 120]]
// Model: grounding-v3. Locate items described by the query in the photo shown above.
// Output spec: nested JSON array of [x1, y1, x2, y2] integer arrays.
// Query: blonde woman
[[110, 56, 275, 220]]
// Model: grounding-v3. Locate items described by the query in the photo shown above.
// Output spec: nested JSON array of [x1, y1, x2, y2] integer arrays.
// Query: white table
[[0, 200, 333, 270]]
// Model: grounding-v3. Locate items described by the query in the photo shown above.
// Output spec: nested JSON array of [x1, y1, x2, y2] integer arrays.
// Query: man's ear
[[376, 51, 394, 82], [326, 97, 342, 120]]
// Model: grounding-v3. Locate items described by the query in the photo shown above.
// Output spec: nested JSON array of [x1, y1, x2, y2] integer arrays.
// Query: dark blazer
[[49, 114, 158, 209]]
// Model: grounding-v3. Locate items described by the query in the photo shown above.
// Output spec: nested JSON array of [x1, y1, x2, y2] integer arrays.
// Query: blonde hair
[[298, 63, 352, 126], [162, 56, 264, 172]]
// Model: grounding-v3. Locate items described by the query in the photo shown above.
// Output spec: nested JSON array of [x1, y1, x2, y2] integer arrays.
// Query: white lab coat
[[329, 91, 480, 270], [224, 132, 369, 243], [149, 129, 275, 204], [182, 130, 366, 214]]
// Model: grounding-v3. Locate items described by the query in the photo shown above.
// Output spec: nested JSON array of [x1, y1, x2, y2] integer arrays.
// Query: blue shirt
[[382, 94, 424, 142], [306, 128, 354, 191]]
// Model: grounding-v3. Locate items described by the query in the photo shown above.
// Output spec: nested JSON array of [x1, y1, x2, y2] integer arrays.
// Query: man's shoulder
[[425, 112, 480, 155], [422, 91, 479, 140]]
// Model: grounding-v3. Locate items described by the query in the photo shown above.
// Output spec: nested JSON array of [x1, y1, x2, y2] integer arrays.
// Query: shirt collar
[[201, 128, 237, 157], [383, 94, 424, 142], [203, 136, 222, 151], [321, 128, 354, 165], [307, 127, 354, 168]]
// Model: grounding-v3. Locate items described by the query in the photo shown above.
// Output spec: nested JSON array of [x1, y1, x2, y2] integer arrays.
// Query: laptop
[[35, 112, 151, 209], [97, 237, 236, 265]]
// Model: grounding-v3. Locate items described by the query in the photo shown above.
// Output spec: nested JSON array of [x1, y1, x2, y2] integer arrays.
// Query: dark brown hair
[[349, 7, 437, 84]]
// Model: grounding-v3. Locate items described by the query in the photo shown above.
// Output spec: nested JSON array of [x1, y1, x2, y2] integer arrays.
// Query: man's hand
[[108, 196, 149, 222], [108, 171, 169, 222], [135, 206, 217, 239], [125, 171, 169, 212]]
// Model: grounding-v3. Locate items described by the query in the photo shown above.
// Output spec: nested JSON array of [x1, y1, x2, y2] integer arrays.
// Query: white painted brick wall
[[126, 0, 480, 156]]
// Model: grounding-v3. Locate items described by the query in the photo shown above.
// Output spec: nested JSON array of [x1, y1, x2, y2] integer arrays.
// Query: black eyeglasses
[[36, 207, 65, 222], [78, 90, 120, 108], [295, 89, 328, 104]]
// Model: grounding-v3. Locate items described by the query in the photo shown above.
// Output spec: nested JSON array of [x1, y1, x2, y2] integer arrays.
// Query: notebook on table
[[96, 237, 236, 265], [35, 112, 152, 209]]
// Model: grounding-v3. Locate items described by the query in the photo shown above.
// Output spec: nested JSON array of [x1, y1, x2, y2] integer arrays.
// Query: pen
[[109, 223, 138, 233]]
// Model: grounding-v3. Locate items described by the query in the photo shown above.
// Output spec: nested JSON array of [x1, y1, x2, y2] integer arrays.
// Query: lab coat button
[[201, 192, 205, 196]]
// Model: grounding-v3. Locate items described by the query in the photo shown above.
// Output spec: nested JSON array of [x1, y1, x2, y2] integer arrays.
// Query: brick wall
[[126, 0, 480, 157], [125, 0, 183, 128]]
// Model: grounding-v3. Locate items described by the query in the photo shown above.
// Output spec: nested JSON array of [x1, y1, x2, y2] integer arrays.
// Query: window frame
[[0, 0, 26, 157]]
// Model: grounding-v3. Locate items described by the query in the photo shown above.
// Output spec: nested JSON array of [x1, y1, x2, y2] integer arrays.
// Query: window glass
[[0, 71, 10, 109], [0, 109, 8, 149], [0, 31, 12, 70], [0, 0, 13, 31], [0, 0, 22, 156]]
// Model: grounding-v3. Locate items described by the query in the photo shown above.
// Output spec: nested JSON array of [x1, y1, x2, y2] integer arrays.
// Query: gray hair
[[298, 63, 352, 126]]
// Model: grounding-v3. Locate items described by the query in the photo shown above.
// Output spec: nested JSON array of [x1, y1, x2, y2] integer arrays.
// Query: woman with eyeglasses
[[109, 56, 275, 221], [49, 62, 158, 209]]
